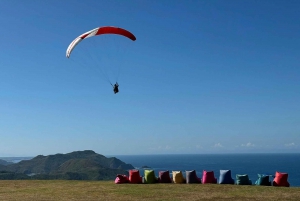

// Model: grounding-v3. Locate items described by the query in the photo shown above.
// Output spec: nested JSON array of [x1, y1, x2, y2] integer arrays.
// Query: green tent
[[143, 170, 157, 184], [236, 174, 252, 185], [255, 174, 271, 186]]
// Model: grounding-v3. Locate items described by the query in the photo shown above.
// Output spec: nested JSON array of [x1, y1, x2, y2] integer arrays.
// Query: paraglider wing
[[66, 26, 136, 58]]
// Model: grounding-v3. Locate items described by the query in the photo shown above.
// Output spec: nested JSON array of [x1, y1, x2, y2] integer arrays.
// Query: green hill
[[0, 150, 134, 180]]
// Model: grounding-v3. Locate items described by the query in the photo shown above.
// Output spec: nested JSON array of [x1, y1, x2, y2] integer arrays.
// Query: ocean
[[114, 154, 300, 187], [0, 157, 32, 164]]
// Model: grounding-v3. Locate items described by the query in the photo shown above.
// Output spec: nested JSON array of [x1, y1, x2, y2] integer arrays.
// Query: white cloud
[[148, 145, 172, 150], [213, 143, 223, 148], [196, 145, 203, 149], [285, 143, 295, 147], [165, 145, 172, 150], [241, 142, 255, 147]]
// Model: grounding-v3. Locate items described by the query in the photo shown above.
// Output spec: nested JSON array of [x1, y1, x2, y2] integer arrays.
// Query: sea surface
[[114, 154, 300, 187], [0, 157, 32, 164]]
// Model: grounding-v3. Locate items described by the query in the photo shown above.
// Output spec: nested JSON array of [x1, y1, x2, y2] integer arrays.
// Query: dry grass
[[0, 180, 299, 201]]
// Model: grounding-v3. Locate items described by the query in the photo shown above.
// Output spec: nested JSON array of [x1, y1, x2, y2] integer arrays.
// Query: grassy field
[[0, 180, 299, 201]]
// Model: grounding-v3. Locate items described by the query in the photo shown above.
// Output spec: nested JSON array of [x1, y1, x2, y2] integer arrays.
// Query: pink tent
[[115, 174, 129, 184], [202, 170, 217, 184]]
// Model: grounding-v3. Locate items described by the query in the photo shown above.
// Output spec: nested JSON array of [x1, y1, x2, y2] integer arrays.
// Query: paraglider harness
[[112, 82, 119, 94]]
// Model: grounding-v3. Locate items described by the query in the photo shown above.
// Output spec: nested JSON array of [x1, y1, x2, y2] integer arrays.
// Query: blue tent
[[219, 170, 234, 184]]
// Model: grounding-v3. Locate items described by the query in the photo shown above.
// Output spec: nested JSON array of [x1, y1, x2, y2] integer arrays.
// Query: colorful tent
[[255, 174, 271, 186], [172, 171, 186, 183], [158, 170, 172, 183], [185, 170, 201, 184], [273, 172, 290, 187], [114, 174, 129, 184], [219, 170, 234, 184], [129, 169, 142, 184], [202, 170, 217, 184], [143, 170, 157, 184], [236, 174, 252, 185]]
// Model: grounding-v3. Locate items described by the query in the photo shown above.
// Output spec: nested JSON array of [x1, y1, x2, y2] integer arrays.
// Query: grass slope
[[0, 180, 299, 201]]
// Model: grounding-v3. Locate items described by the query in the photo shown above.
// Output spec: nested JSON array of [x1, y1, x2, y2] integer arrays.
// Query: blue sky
[[0, 0, 299, 156]]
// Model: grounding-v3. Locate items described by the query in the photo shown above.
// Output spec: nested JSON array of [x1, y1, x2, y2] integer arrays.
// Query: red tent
[[273, 171, 290, 187], [129, 169, 142, 184]]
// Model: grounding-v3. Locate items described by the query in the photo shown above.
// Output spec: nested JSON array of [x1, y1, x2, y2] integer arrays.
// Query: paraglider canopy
[[66, 26, 136, 58]]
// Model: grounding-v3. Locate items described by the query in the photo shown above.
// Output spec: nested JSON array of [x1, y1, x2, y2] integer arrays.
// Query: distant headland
[[0, 150, 134, 180]]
